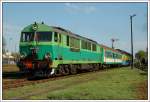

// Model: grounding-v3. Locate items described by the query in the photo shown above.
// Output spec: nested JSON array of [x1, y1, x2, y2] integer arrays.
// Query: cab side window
[[59, 34, 61, 43], [67, 35, 69, 46], [92, 44, 96, 51], [54, 32, 58, 42]]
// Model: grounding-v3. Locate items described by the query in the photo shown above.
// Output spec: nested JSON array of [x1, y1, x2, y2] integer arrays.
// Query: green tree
[[135, 50, 147, 71], [135, 50, 146, 62]]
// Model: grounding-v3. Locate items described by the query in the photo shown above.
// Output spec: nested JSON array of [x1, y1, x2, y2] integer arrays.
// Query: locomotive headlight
[[32, 22, 38, 31], [20, 52, 27, 58], [32, 25, 38, 31]]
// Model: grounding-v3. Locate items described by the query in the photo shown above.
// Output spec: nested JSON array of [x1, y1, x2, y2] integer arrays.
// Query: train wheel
[[70, 65, 77, 74], [58, 65, 67, 76], [96, 64, 99, 70], [64, 65, 70, 75], [93, 64, 99, 71], [55, 68, 61, 77], [98, 64, 102, 70], [89, 64, 93, 72]]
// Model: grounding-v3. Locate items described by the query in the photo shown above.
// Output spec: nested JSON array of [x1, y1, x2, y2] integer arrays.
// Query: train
[[17, 22, 131, 77]]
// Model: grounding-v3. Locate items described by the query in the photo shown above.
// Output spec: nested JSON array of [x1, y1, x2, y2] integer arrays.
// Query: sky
[[1, 0, 149, 1], [2, 2, 148, 55]]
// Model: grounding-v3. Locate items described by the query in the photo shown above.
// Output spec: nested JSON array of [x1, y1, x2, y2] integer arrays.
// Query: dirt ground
[[2, 64, 19, 72], [136, 80, 148, 100]]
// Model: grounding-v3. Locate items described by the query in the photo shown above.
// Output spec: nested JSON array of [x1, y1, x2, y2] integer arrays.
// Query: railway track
[[3, 77, 60, 90], [3, 69, 108, 90], [3, 79, 28, 89]]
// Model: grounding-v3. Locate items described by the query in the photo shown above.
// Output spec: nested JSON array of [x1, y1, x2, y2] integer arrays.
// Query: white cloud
[[64, 3, 96, 14]]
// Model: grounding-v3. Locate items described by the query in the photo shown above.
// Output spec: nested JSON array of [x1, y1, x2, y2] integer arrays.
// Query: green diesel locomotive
[[17, 22, 131, 77]]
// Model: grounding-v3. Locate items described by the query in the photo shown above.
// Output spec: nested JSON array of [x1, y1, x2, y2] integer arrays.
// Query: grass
[[3, 67, 147, 100], [3, 64, 19, 72]]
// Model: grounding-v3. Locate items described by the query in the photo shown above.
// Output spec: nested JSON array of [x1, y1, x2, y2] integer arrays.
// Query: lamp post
[[130, 14, 136, 69], [111, 38, 119, 49]]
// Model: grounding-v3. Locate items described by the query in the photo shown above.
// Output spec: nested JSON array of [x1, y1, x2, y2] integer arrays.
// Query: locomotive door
[[58, 33, 63, 62], [54, 32, 63, 63]]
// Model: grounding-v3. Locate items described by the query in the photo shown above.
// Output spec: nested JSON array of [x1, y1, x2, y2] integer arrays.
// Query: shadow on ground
[[3, 72, 26, 79]]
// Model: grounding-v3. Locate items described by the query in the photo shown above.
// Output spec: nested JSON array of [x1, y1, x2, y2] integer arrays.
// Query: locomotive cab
[[17, 22, 55, 77]]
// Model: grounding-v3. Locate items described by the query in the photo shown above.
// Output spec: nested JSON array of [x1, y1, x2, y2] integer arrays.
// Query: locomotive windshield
[[21, 32, 52, 42], [21, 32, 34, 42], [35, 32, 52, 42]]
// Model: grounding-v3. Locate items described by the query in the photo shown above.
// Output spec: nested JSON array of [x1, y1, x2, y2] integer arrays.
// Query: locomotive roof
[[116, 49, 131, 56], [21, 22, 97, 44], [51, 26, 97, 44], [22, 23, 52, 32]]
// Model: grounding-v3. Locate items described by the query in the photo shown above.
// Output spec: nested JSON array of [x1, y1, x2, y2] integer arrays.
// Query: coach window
[[119, 54, 122, 59], [110, 52, 113, 58], [106, 51, 112, 58], [67, 35, 69, 46], [85, 41, 88, 50], [74, 38, 80, 49], [87, 42, 91, 50], [59, 34, 61, 43], [116, 54, 118, 59], [81, 40, 86, 49], [92, 44, 96, 51], [113, 53, 115, 58], [106, 52, 109, 57], [54, 32, 58, 42], [105, 51, 108, 57], [81, 40, 84, 49], [70, 37, 74, 48]]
